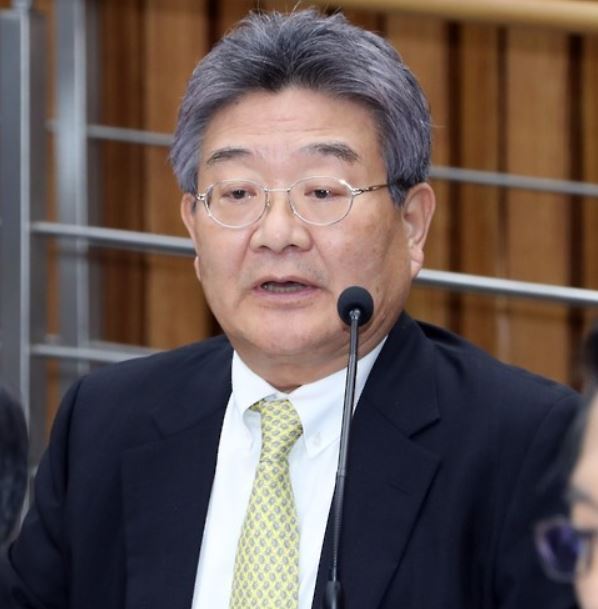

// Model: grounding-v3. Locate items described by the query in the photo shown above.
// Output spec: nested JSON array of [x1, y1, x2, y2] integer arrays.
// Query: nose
[[249, 189, 312, 253]]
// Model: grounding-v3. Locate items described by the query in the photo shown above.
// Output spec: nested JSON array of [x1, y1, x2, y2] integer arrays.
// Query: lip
[[252, 274, 319, 289]]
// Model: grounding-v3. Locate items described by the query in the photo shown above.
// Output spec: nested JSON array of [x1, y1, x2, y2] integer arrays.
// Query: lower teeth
[[263, 282, 305, 293]]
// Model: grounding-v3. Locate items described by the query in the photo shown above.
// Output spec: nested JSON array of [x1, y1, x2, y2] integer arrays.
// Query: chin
[[238, 323, 342, 358]]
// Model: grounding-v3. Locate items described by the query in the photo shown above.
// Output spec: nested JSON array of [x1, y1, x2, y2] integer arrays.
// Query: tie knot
[[252, 398, 303, 462]]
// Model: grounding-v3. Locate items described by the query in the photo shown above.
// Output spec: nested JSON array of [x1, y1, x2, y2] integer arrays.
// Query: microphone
[[325, 286, 374, 609], [337, 286, 374, 327]]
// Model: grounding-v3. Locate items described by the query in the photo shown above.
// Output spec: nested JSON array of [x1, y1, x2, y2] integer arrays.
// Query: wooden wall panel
[[457, 25, 502, 354], [337, 8, 381, 30], [504, 30, 572, 382], [99, 1, 146, 346], [11, 0, 597, 404], [582, 37, 598, 347], [143, 0, 213, 349], [34, 0, 60, 430], [386, 15, 452, 327], [217, 0, 256, 34]]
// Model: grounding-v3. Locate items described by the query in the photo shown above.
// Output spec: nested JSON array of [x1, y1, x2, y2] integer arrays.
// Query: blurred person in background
[[536, 324, 598, 609], [0, 384, 28, 607], [0, 385, 27, 547]]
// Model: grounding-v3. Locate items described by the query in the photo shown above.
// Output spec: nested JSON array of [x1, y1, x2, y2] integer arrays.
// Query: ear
[[401, 183, 436, 279], [180, 193, 202, 282], [180, 193, 198, 243]]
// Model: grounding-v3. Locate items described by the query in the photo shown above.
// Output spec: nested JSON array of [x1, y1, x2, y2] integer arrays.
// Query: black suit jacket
[[1, 315, 580, 608]]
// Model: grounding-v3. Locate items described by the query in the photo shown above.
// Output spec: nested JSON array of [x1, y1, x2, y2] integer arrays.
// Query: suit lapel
[[119, 316, 440, 609], [313, 315, 441, 609], [122, 341, 232, 609]]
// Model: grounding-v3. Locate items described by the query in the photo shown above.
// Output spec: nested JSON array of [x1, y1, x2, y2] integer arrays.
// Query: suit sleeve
[[494, 391, 580, 609], [0, 379, 83, 609]]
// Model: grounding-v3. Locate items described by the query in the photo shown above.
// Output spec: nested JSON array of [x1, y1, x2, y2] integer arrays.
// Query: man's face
[[181, 87, 434, 389], [570, 396, 598, 609]]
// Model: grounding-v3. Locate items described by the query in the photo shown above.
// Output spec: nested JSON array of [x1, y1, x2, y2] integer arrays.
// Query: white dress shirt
[[191, 339, 385, 609]]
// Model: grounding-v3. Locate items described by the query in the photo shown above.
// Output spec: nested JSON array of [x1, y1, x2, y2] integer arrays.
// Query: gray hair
[[170, 9, 431, 205]]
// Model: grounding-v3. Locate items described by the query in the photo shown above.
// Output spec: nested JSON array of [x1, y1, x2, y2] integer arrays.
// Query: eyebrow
[[300, 141, 360, 163], [204, 141, 361, 167], [205, 147, 251, 167], [567, 485, 598, 511]]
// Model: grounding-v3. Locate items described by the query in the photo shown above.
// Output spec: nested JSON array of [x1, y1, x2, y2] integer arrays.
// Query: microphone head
[[337, 286, 374, 327]]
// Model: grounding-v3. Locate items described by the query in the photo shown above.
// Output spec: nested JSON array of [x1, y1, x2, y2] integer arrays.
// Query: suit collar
[[313, 313, 442, 609], [121, 317, 441, 609], [151, 338, 233, 437], [363, 312, 440, 437], [123, 338, 233, 609]]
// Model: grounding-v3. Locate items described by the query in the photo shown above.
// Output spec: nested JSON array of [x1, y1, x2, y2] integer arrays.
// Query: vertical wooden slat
[[386, 15, 452, 327], [216, 0, 255, 34], [30, 0, 61, 430], [338, 8, 382, 30], [504, 29, 571, 382], [99, 0, 146, 345], [582, 37, 598, 333], [13, 0, 59, 432], [143, 0, 213, 349], [457, 24, 502, 354]]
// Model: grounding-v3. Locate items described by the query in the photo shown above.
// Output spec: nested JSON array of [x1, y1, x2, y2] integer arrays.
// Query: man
[[1, 9, 580, 609], [536, 325, 598, 609]]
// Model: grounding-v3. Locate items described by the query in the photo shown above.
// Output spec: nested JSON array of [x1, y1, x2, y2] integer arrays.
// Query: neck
[[232, 331, 387, 392]]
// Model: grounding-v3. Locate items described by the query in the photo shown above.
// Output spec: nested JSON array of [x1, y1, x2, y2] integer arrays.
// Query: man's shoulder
[[83, 333, 232, 386], [60, 334, 233, 425], [413, 317, 579, 411], [398, 318, 581, 484]]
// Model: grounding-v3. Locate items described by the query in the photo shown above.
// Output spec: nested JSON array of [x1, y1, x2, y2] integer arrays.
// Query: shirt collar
[[231, 338, 386, 458]]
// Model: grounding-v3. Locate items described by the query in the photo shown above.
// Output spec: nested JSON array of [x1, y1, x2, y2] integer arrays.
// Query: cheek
[[360, 221, 409, 276], [333, 212, 404, 262], [194, 232, 246, 289], [326, 221, 408, 303], [576, 574, 598, 609]]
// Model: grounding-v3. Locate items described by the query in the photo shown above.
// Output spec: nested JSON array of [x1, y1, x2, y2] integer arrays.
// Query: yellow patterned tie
[[229, 398, 304, 609]]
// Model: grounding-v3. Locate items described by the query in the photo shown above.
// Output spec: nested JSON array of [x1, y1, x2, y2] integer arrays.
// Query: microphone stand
[[324, 308, 361, 609]]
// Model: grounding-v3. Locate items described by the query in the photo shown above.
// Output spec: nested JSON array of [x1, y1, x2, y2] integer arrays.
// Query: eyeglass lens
[[207, 177, 354, 227], [535, 519, 592, 581]]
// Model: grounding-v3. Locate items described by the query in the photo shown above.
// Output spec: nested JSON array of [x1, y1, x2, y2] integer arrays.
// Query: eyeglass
[[534, 516, 598, 582], [194, 176, 390, 229]]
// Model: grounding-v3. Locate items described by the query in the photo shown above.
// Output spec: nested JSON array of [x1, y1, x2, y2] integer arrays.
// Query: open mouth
[[260, 281, 311, 294]]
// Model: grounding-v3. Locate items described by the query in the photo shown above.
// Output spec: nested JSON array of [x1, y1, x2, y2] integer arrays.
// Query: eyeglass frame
[[534, 515, 598, 582], [193, 176, 391, 229]]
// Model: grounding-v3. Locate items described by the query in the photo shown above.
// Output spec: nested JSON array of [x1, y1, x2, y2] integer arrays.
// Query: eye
[[301, 179, 348, 202], [228, 188, 251, 200], [216, 182, 260, 204], [311, 188, 333, 200]]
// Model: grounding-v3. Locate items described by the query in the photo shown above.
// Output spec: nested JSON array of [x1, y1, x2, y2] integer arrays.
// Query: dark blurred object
[[0, 385, 28, 545], [583, 323, 598, 387]]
